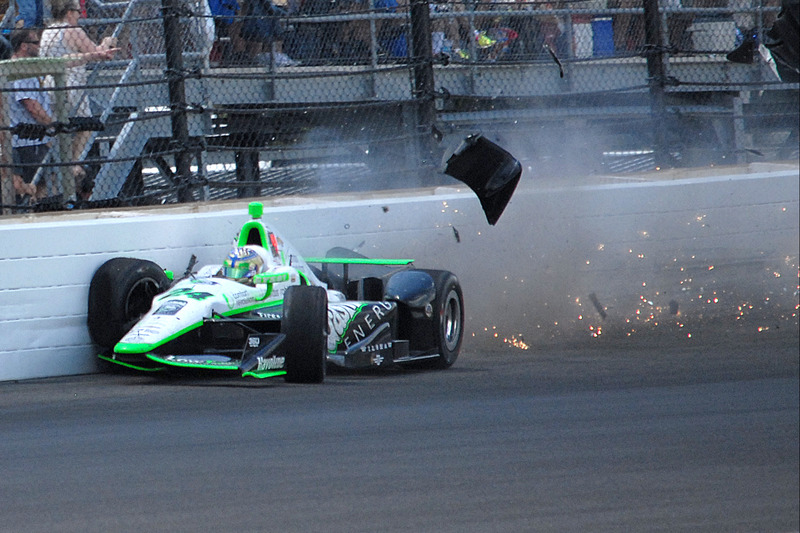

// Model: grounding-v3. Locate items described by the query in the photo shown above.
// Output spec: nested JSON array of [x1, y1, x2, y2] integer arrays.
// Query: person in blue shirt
[[8, 28, 54, 202], [13, 0, 46, 28]]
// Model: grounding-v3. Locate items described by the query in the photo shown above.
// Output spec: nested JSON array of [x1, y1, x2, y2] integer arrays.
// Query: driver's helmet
[[222, 245, 269, 280]]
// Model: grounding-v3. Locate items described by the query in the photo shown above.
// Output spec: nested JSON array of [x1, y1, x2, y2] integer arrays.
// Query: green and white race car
[[87, 135, 521, 383]]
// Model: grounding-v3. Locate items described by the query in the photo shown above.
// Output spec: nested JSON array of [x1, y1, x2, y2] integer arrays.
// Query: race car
[[87, 135, 521, 383]]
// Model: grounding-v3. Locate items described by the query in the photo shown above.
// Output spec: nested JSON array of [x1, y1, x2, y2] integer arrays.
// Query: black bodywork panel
[[443, 134, 522, 225]]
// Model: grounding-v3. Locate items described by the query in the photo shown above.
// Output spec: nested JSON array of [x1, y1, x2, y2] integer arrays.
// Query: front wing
[[99, 300, 441, 377]]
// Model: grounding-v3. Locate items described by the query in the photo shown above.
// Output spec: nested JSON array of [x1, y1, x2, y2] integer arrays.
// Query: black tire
[[282, 285, 327, 384], [87, 258, 171, 350], [418, 270, 464, 369]]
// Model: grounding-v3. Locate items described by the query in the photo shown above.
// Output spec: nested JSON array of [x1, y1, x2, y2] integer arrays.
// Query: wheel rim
[[124, 277, 162, 321], [442, 288, 462, 352]]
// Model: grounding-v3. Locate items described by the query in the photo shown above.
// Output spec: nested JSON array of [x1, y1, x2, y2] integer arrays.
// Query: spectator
[[208, 0, 243, 63], [39, 0, 117, 182], [608, 0, 644, 52], [184, 0, 216, 60], [210, 0, 241, 36], [376, 0, 407, 58], [115, 0, 214, 61], [504, 1, 568, 61], [335, 0, 371, 62], [504, 0, 538, 60], [665, 0, 692, 52], [430, 0, 467, 56], [13, 0, 46, 28], [0, 32, 11, 58], [8, 28, 54, 202], [290, 0, 336, 64], [534, 1, 568, 58], [239, 0, 297, 65]]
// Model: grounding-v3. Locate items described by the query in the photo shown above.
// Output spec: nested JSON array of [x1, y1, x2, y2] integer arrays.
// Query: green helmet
[[222, 245, 268, 280]]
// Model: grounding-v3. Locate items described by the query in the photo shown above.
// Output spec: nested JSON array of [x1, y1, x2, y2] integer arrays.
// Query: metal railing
[[0, 0, 796, 215]]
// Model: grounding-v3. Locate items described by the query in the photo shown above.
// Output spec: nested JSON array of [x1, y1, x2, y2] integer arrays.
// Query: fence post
[[642, 0, 670, 168], [162, 0, 194, 202], [409, 0, 437, 172]]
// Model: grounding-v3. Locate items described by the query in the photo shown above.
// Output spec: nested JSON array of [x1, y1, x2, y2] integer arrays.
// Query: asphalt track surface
[[2, 336, 798, 533]]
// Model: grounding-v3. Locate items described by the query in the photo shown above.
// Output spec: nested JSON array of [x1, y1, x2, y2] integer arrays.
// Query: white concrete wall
[[1, 163, 798, 381]]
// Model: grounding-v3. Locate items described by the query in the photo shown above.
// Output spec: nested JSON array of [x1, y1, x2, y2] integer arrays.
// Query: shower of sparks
[[503, 335, 530, 350], [483, 326, 530, 350]]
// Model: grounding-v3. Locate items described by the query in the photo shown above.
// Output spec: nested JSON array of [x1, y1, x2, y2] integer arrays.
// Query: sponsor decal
[[168, 287, 213, 301], [154, 300, 187, 316], [328, 303, 360, 351], [248, 336, 261, 348], [327, 301, 395, 352], [231, 290, 256, 307], [362, 342, 392, 354], [164, 356, 195, 364], [267, 232, 284, 263], [256, 355, 285, 371], [371, 354, 385, 366], [254, 311, 281, 320], [162, 355, 232, 366], [123, 324, 163, 342], [225, 288, 268, 310], [268, 283, 288, 300]]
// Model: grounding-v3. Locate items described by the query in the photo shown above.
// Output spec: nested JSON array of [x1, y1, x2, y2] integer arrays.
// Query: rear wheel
[[418, 270, 464, 369], [282, 285, 328, 383], [88, 258, 171, 350]]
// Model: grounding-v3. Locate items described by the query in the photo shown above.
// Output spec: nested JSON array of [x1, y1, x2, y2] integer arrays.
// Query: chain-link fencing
[[0, 0, 797, 215]]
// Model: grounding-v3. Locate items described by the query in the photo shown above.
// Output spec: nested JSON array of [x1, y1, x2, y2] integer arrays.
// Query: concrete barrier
[[1, 162, 797, 381]]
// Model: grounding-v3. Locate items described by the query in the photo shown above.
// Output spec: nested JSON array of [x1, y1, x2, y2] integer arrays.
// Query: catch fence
[[0, 0, 796, 214]]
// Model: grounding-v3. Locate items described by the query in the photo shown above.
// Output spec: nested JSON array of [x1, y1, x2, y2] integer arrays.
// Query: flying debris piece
[[669, 300, 679, 315], [735, 0, 800, 81], [738, 148, 765, 157], [588, 292, 607, 319], [443, 134, 522, 225], [183, 254, 198, 278], [762, 0, 799, 82], [544, 43, 564, 78], [726, 0, 798, 81], [727, 27, 758, 64]]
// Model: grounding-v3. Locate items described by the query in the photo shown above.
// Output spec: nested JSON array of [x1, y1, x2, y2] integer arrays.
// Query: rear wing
[[305, 257, 414, 284]]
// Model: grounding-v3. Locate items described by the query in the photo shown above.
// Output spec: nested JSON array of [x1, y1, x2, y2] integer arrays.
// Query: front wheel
[[87, 257, 171, 350], [282, 285, 328, 383]]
